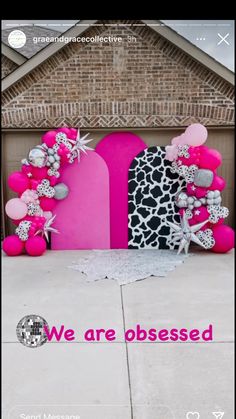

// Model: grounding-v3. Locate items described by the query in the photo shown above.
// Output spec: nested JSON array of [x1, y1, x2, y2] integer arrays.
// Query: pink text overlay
[[44, 324, 213, 342]]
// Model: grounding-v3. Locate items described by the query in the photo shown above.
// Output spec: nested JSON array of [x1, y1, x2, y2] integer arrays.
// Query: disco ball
[[16, 314, 49, 348]]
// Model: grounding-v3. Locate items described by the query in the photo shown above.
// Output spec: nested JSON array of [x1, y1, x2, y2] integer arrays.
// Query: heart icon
[[186, 412, 200, 419]]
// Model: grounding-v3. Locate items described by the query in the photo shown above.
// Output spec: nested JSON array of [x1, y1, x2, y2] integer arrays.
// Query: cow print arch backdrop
[[128, 146, 186, 249], [3, 125, 234, 256]]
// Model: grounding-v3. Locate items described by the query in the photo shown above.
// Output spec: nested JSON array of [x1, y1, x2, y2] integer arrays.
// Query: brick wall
[[2, 21, 235, 128], [1, 55, 18, 79]]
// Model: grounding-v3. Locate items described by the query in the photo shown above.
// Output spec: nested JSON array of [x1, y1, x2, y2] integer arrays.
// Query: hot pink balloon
[[21, 164, 32, 177], [192, 206, 209, 223], [30, 179, 41, 190], [40, 197, 56, 211], [186, 183, 207, 198], [5, 198, 28, 220], [198, 223, 210, 231], [31, 166, 48, 180], [8, 171, 30, 194], [36, 216, 46, 227], [49, 176, 59, 186], [56, 127, 71, 137], [25, 236, 47, 256], [195, 187, 208, 199], [2, 235, 25, 256], [199, 146, 222, 170], [58, 145, 71, 163], [69, 128, 78, 139], [178, 146, 201, 166], [42, 130, 57, 147], [211, 225, 235, 253], [209, 218, 224, 228], [209, 175, 226, 191], [12, 215, 35, 226]]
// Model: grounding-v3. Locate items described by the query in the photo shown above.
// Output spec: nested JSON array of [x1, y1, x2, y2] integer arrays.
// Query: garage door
[[2, 127, 234, 236]]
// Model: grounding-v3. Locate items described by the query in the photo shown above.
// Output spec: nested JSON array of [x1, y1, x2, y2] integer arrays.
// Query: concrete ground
[[2, 249, 234, 419]]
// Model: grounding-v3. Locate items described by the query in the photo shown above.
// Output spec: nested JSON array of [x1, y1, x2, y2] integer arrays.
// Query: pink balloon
[[171, 125, 207, 147], [2, 235, 25, 256], [5, 198, 28, 220], [199, 146, 222, 170], [8, 171, 30, 194], [42, 130, 57, 147], [184, 123, 208, 147], [211, 225, 235, 253], [165, 145, 178, 161], [171, 134, 184, 146], [40, 197, 56, 211], [25, 236, 47, 256], [20, 189, 39, 204], [209, 175, 226, 191], [31, 166, 48, 180]]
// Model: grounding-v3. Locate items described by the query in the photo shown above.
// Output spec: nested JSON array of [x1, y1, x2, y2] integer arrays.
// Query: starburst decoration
[[167, 211, 209, 254], [69, 130, 93, 163], [35, 214, 59, 242]]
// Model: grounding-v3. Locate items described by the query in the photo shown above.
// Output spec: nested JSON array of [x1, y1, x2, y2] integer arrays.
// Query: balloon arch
[[3, 125, 234, 256]]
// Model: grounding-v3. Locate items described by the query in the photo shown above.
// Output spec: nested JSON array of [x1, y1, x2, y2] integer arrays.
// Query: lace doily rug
[[68, 249, 189, 285]]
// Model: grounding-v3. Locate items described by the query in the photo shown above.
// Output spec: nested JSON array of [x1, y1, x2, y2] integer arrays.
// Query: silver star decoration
[[69, 130, 93, 163], [167, 211, 209, 254], [35, 214, 59, 242]]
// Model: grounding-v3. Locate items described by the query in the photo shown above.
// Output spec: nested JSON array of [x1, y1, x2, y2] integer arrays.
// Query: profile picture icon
[[8, 30, 26, 49]]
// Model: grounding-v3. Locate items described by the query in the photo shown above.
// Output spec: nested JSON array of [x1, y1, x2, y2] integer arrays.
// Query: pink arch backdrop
[[51, 151, 110, 250]]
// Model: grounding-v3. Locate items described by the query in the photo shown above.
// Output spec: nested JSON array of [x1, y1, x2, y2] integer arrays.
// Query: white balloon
[[214, 190, 221, 197], [207, 191, 214, 199]]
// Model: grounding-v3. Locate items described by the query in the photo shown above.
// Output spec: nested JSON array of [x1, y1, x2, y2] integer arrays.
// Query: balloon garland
[[165, 123, 234, 253], [2, 124, 234, 256], [3, 128, 93, 256]]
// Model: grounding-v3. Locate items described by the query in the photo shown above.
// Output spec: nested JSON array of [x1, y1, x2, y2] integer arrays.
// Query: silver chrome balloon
[[28, 146, 48, 168], [54, 183, 69, 200], [175, 191, 188, 208]]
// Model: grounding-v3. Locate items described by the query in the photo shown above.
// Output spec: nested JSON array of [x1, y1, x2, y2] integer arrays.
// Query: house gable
[[2, 21, 234, 128]]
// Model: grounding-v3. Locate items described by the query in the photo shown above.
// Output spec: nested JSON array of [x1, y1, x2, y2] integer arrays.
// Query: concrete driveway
[[2, 249, 234, 419]]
